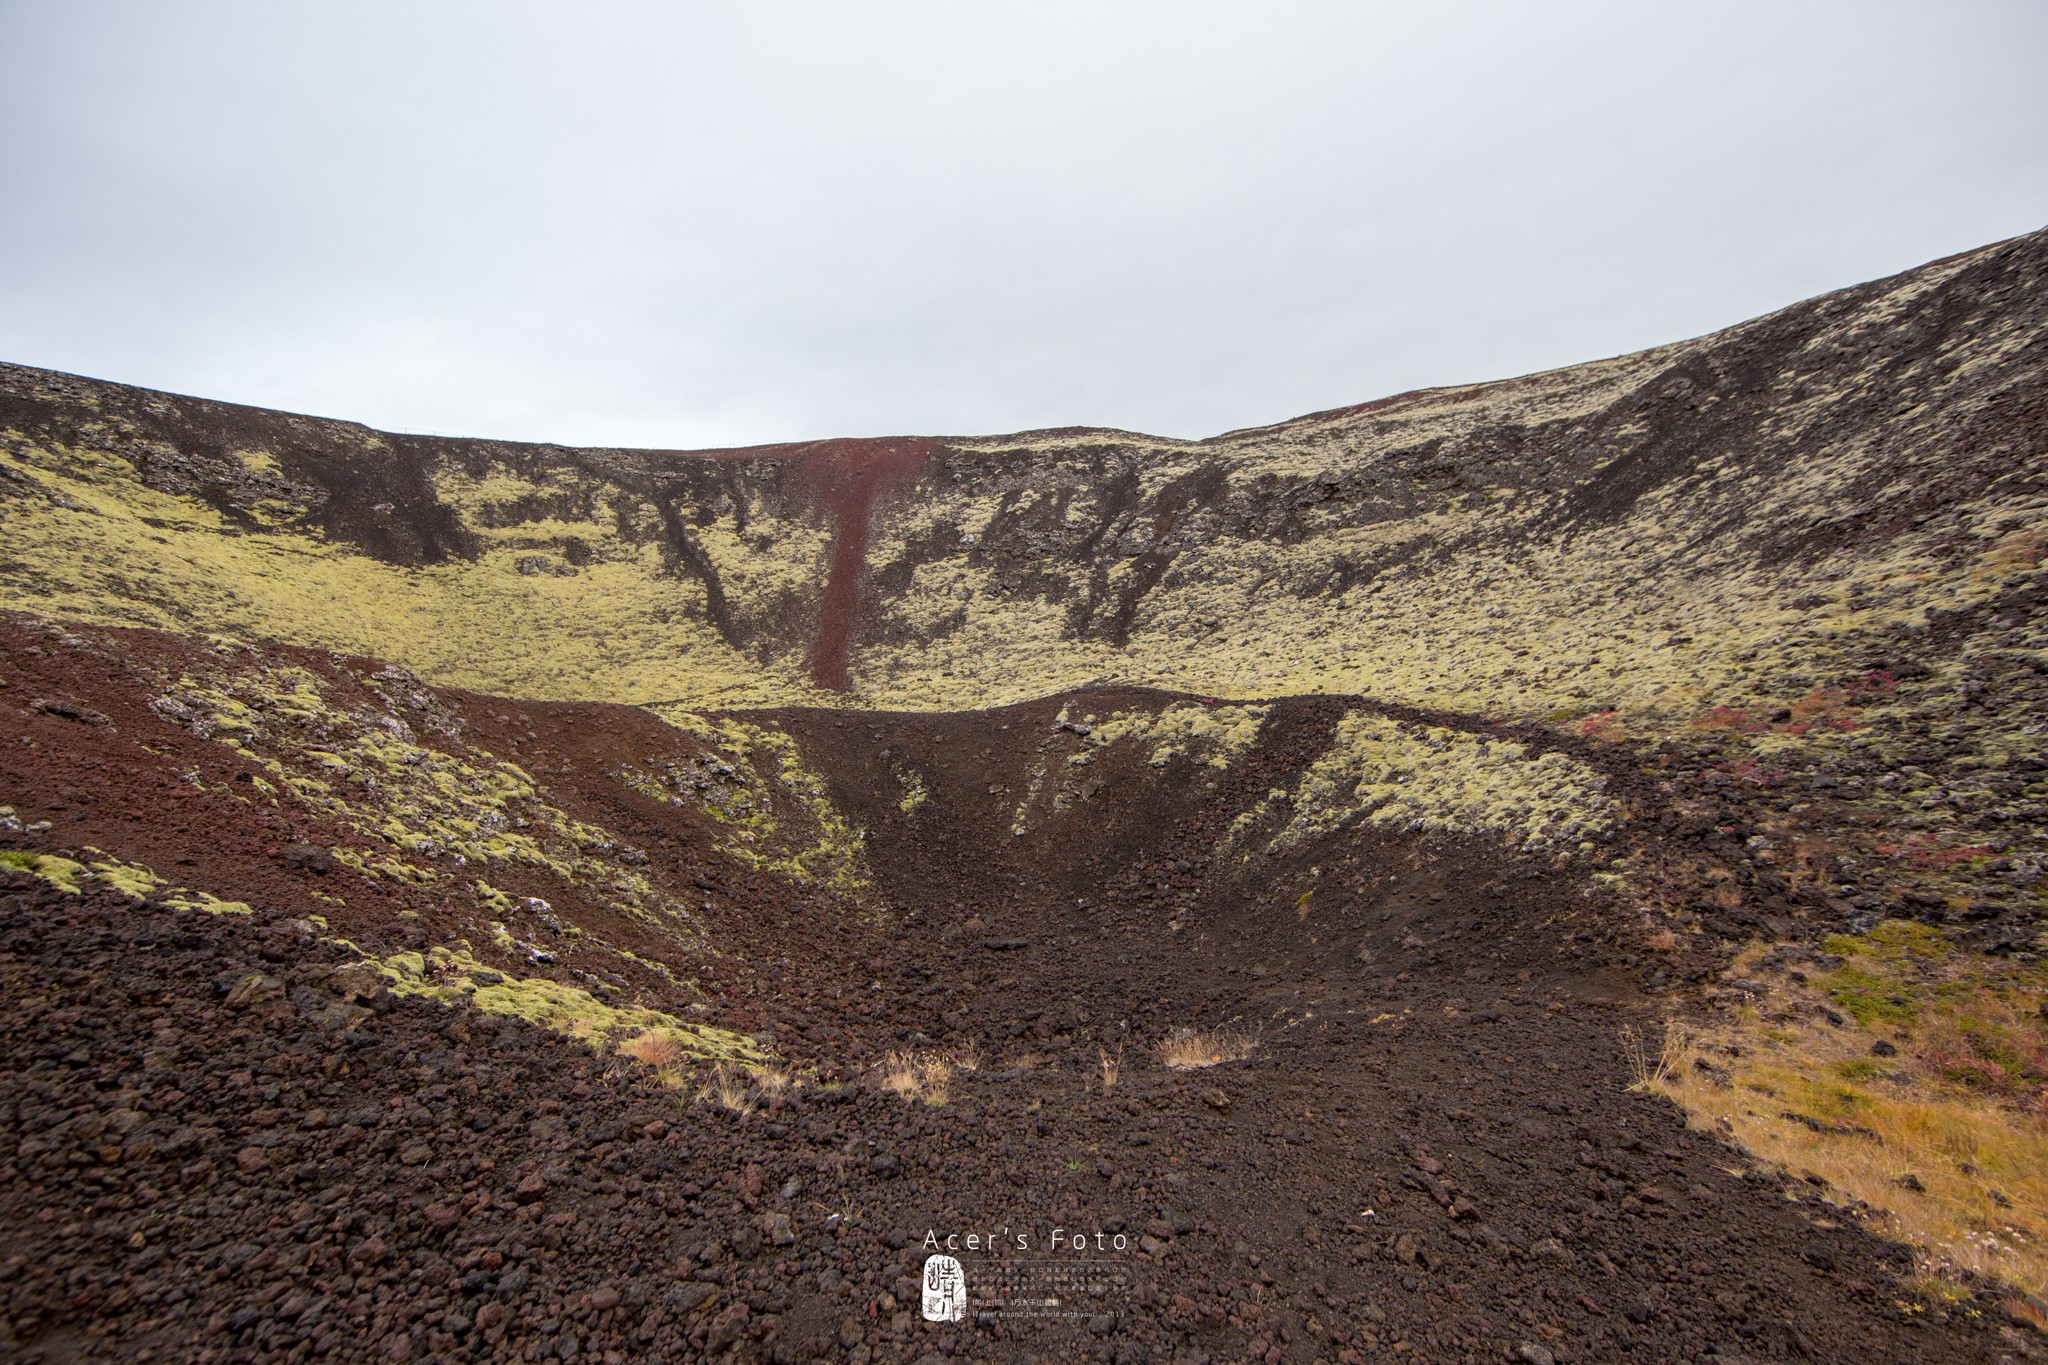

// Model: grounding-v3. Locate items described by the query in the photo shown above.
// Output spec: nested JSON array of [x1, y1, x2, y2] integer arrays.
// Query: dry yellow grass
[[1098, 1043, 1124, 1094], [748, 1063, 795, 1099], [614, 1031, 696, 1096], [1158, 1027, 1257, 1071], [689, 1061, 800, 1113], [695, 1062, 758, 1115], [1639, 926, 2048, 1310], [618, 1030, 683, 1069], [877, 1046, 975, 1106], [1620, 1020, 1692, 1091]]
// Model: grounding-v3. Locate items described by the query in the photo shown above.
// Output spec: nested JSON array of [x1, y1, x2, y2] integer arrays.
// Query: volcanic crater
[[2, 228, 2048, 1364]]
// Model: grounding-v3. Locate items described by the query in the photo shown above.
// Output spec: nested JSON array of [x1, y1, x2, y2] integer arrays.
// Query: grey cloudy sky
[[2, 2, 2045, 449]]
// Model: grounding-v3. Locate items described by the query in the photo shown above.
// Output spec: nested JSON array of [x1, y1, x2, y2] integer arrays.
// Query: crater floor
[[1, 618, 2034, 1363]]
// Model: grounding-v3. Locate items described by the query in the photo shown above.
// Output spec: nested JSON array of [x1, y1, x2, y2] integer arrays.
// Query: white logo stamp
[[921, 1253, 967, 1322]]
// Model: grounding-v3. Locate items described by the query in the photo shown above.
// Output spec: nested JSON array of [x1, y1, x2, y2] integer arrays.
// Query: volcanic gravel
[[3, 875, 2028, 1364], [1, 624, 2038, 1363]]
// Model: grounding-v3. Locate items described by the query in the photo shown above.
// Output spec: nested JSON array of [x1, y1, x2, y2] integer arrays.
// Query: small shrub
[[1578, 710, 1624, 742], [1873, 836, 1995, 872], [1689, 705, 1764, 734]]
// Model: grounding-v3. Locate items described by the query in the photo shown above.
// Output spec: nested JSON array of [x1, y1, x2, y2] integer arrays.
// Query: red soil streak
[[792, 436, 932, 691]]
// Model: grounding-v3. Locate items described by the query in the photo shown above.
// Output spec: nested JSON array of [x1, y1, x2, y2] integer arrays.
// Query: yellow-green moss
[[647, 711, 868, 893], [1003, 701, 1271, 835], [1825, 919, 1955, 965], [0, 848, 252, 912], [1250, 712, 1612, 852], [150, 658, 696, 928], [161, 889, 254, 916], [2, 303, 2039, 743], [87, 855, 162, 901], [0, 851, 87, 893], [369, 942, 765, 1061], [0, 433, 835, 708], [0, 232, 2037, 855], [1079, 702, 1269, 770]]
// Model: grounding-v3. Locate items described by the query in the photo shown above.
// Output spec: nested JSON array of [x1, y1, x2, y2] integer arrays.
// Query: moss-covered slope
[[1, 226, 2042, 734]]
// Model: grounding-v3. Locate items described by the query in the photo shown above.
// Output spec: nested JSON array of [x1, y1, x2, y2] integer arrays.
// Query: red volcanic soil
[[792, 437, 932, 691]]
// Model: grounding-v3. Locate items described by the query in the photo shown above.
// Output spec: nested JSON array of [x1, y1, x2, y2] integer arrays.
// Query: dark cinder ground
[[2, 627, 2036, 1364]]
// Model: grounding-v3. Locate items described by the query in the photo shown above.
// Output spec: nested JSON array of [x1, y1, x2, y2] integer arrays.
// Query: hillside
[[3, 229, 2043, 723], [2, 230, 2046, 1363]]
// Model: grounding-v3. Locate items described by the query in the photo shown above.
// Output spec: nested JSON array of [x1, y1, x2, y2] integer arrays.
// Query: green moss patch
[[368, 943, 767, 1063], [644, 711, 868, 893]]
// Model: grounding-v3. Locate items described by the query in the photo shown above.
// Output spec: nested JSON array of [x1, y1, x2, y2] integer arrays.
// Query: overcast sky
[[2, 2, 2044, 449]]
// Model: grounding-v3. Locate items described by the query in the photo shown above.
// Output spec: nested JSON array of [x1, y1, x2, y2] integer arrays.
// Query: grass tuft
[[1620, 1019, 1692, 1091], [619, 1030, 683, 1069], [695, 1062, 758, 1116], [1158, 1027, 1256, 1071], [1098, 1042, 1124, 1094], [877, 1046, 973, 1106]]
